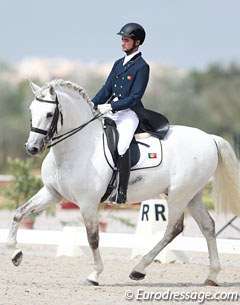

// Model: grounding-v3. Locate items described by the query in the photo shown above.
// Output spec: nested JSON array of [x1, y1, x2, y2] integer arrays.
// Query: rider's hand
[[97, 104, 112, 114]]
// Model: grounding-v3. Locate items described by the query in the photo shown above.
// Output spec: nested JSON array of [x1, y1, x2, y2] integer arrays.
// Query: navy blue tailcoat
[[92, 52, 149, 112], [92, 53, 169, 139]]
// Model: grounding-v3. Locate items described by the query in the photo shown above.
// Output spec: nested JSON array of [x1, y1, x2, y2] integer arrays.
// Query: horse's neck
[[51, 90, 102, 161], [59, 90, 92, 130]]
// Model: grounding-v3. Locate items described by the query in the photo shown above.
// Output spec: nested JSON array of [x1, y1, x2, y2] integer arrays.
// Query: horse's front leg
[[7, 186, 62, 266], [82, 207, 103, 286]]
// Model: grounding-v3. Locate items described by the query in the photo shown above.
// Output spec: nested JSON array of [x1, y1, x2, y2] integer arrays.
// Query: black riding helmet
[[117, 23, 146, 45]]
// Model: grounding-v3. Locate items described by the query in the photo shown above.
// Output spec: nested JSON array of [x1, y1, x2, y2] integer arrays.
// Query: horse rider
[[91, 22, 150, 204]]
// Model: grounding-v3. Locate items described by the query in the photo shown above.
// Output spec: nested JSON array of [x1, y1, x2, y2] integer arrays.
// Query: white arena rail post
[[56, 226, 91, 257], [131, 198, 178, 263]]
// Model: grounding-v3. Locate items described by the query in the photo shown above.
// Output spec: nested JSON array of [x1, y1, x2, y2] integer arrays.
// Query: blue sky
[[1, 0, 240, 69]]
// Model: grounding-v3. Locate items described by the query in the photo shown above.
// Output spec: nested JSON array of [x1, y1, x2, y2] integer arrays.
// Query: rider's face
[[121, 37, 139, 54]]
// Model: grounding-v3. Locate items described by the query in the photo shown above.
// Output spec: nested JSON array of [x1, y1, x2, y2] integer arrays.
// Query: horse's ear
[[29, 81, 41, 95], [49, 85, 55, 97]]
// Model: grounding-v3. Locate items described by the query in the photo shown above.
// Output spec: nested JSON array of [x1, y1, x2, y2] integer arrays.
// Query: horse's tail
[[211, 135, 240, 216]]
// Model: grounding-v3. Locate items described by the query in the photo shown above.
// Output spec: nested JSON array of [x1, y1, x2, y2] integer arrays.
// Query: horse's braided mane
[[42, 79, 92, 104]]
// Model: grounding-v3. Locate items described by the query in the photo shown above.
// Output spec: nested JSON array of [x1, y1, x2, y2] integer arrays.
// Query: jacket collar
[[117, 52, 142, 76], [129, 52, 142, 62], [123, 51, 140, 65]]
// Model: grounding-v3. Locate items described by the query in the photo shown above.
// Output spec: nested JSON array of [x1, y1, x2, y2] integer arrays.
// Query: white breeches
[[105, 109, 139, 155]]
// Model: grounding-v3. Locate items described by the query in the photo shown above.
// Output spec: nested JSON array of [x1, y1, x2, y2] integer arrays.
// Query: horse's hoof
[[129, 271, 146, 281], [11, 249, 23, 267], [204, 279, 219, 286], [85, 279, 99, 286]]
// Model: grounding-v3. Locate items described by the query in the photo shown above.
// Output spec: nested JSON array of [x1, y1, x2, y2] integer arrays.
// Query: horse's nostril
[[27, 146, 39, 155], [31, 147, 39, 154]]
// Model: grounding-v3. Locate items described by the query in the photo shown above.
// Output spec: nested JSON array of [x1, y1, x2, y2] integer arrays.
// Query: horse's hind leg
[[7, 186, 61, 266], [130, 198, 185, 281], [187, 191, 220, 286], [81, 207, 103, 286]]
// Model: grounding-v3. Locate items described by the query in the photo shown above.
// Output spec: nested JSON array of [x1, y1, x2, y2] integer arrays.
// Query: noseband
[[30, 95, 63, 143]]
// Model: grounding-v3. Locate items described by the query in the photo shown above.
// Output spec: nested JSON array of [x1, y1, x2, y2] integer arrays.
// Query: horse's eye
[[46, 112, 53, 118]]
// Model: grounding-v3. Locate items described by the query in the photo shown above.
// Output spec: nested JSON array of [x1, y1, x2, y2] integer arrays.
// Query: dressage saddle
[[100, 109, 169, 202]]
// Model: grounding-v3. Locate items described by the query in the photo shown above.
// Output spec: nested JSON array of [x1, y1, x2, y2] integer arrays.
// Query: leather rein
[[30, 95, 102, 148]]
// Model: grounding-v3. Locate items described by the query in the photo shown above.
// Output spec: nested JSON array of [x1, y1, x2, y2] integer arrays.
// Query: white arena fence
[[0, 198, 239, 261], [0, 228, 240, 261]]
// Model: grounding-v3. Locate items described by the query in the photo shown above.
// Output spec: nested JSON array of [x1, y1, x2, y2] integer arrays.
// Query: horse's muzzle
[[25, 142, 44, 156]]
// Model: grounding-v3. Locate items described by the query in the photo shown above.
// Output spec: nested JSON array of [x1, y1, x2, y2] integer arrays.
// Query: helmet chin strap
[[125, 41, 138, 55]]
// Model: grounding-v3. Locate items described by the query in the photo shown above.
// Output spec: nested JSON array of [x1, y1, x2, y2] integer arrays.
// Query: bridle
[[30, 95, 102, 148], [31, 95, 62, 143]]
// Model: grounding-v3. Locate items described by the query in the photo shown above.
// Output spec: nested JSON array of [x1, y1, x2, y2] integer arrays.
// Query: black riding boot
[[110, 149, 130, 204]]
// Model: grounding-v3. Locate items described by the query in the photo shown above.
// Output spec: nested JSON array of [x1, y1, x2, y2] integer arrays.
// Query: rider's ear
[[135, 40, 140, 46], [29, 81, 41, 95]]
